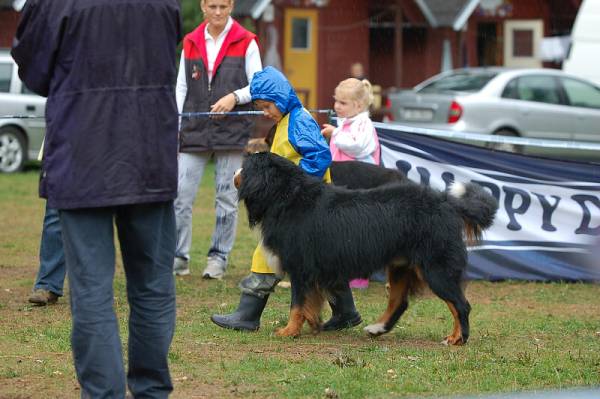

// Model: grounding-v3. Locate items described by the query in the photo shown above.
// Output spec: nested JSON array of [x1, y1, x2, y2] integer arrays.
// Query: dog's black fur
[[329, 159, 406, 189], [236, 152, 498, 344], [244, 136, 407, 189]]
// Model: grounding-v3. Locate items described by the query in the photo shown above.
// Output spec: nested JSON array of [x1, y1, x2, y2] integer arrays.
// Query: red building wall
[[369, 27, 396, 89], [465, 0, 552, 67], [265, 0, 577, 109], [316, 0, 369, 110], [0, 10, 19, 48]]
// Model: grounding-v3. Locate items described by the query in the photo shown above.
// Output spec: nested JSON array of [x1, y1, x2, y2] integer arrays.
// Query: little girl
[[321, 78, 381, 289], [321, 77, 380, 166]]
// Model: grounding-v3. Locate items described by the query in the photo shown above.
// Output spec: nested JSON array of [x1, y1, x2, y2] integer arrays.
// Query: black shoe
[[322, 285, 362, 331], [322, 312, 362, 331], [211, 293, 269, 331]]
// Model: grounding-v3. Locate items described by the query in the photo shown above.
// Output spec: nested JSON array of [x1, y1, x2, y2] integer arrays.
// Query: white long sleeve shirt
[[330, 111, 379, 164]]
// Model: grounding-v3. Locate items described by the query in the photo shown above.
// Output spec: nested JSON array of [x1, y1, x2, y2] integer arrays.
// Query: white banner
[[377, 127, 600, 281]]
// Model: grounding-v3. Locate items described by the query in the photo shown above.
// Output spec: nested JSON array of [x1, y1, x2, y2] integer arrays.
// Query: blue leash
[[0, 109, 334, 119]]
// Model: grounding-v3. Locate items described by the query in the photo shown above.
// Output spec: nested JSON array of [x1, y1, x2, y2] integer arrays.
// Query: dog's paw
[[441, 335, 465, 346], [275, 327, 300, 338], [364, 323, 387, 337]]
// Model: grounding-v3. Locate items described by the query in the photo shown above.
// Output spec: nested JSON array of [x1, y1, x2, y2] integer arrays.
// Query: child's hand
[[321, 124, 334, 140]]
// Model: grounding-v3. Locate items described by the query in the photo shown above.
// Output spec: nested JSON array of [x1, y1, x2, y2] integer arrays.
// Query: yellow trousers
[[250, 245, 273, 274]]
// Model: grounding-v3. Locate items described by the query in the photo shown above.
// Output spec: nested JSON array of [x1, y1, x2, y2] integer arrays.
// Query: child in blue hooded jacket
[[211, 67, 362, 332]]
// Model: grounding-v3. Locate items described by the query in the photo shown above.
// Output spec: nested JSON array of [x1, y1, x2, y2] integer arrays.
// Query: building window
[[513, 29, 533, 57], [291, 17, 310, 50]]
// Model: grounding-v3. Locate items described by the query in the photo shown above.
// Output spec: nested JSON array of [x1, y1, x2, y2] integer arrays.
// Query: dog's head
[[243, 124, 276, 155], [235, 152, 318, 227], [244, 138, 271, 155]]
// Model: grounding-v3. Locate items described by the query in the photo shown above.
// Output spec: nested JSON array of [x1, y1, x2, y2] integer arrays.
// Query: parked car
[[386, 67, 600, 161], [0, 50, 46, 173]]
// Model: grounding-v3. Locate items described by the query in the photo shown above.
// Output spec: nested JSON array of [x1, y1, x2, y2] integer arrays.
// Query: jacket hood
[[250, 66, 302, 114]]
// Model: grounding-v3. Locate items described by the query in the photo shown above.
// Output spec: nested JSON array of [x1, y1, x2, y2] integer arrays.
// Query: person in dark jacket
[[173, 0, 262, 279], [11, 1, 182, 397]]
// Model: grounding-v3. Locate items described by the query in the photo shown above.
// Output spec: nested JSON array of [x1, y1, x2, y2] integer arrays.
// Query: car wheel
[[488, 129, 523, 154], [0, 127, 27, 173]]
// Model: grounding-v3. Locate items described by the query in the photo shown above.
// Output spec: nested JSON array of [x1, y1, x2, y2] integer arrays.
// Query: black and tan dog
[[245, 136, 406, 189], [234, 152, 497, 345]]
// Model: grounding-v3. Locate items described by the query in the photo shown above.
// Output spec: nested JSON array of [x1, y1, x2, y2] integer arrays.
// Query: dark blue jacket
[[11, 0, 182, 209]]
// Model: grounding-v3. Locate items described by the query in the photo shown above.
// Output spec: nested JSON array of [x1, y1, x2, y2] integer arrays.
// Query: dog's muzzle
[[233, 168, 243, 189]]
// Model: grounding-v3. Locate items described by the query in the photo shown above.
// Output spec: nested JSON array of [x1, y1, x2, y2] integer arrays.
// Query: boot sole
[[210, 315, 259, 331]]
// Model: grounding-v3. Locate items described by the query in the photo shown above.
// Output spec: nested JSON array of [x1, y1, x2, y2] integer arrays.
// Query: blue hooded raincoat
[[250, 66, 331, 179]]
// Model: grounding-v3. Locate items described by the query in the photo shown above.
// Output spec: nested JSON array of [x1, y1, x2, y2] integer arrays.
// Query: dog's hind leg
[[364, 266, 414, 337], [419, 263, 471, 345], [442, 299, 470, 346]]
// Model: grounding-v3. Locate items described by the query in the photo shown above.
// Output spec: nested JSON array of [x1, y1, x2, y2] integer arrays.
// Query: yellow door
[[284, 8, 318, 109]]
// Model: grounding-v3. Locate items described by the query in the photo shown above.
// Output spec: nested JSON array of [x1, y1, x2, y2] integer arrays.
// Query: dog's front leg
[[275, 280, 306, 337], [275, 307, 305, 337]]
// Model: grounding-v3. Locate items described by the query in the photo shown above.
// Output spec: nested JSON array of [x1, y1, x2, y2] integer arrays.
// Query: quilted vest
[[179, 20, 256, 152]]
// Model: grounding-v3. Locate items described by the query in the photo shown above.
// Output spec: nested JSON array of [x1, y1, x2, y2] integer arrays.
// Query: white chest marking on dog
[[364, 323, 387, 336], [449, 182, 466, 198], [259, 235, 284, 278]]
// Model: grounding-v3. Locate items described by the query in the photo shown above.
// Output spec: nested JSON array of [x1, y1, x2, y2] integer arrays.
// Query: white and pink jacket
[[330, 111, 381, 165]]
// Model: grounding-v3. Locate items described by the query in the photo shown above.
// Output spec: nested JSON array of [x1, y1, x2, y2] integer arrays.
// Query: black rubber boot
[[211, 293, 269, 331], [322, 285, 362, 331]]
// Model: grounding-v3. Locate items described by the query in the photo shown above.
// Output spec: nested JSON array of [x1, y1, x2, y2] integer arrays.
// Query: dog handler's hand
[[210, 93, 237, 119]]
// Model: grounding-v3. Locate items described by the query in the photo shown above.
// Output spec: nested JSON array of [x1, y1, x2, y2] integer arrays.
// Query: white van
[[563, 0, 600, 86]]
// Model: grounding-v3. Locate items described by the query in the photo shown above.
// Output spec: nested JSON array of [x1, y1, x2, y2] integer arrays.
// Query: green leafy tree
[[180, 0, 255, 35], [176, 0, 256, 60], [181, 0, 204, 35]]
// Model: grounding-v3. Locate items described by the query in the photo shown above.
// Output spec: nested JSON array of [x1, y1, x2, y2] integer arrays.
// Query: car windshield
[[417, 72, 498, 93]]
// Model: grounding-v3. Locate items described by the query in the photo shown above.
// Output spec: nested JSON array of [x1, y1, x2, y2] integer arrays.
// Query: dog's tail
[[447, 182, 498, 245]]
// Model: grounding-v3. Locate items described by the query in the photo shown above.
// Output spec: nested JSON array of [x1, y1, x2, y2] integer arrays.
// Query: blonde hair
[[201, 0, 234, 5], [335, 78, 374, 112]]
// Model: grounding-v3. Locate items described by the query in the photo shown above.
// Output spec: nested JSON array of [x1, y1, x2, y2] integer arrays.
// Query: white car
[[0, 50, 46, 173], [386, 67, 600, 161]]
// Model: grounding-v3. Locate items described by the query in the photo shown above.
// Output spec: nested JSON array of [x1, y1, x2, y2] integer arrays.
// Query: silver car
[[386, 67, 600, 161], [0, 50, 45, 173]]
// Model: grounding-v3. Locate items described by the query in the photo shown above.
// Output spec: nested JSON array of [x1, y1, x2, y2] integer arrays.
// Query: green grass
[[0, 165, 599, 398]]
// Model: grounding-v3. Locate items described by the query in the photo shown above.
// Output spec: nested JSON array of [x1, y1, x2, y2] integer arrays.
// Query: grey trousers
[[174, 151, 243, 265], [239, 272, 280, 298]]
